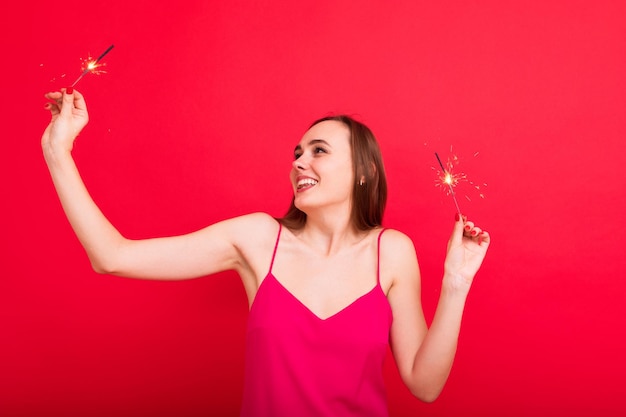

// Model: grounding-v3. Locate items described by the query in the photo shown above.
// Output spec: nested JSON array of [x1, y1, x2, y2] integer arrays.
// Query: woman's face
[[290, 120, 354, 214]]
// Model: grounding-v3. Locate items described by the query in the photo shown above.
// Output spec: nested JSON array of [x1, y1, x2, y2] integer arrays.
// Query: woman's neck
[[297, 209, 366, 257]]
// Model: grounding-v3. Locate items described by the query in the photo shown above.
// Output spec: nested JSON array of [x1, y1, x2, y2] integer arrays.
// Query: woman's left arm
[[387, 214, 490, 402]]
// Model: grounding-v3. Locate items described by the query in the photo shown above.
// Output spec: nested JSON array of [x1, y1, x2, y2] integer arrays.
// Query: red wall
[[3, 1, 625, 416]]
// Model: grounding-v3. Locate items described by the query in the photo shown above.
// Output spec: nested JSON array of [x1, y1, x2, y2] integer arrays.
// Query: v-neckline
[[264, 273, 381, 321]]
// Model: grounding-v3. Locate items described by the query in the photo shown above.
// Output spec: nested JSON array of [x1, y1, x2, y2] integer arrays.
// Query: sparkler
[[70, 44, 115, 87], [435, 152, 462, 215]]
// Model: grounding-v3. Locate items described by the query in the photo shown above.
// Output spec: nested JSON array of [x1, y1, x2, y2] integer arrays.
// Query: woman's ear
[[369, 161, 377, 177], [357, 162, 377, 185]]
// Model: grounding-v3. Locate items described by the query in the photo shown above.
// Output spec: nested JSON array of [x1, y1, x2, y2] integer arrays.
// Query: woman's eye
[[294, 147, 325, 159]]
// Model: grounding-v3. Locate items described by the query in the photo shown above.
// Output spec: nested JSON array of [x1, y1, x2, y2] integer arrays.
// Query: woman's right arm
[[42, 89, 272, 281]]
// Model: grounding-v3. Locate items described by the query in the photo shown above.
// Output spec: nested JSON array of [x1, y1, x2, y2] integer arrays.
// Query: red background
[[2, 1, 625, 416]]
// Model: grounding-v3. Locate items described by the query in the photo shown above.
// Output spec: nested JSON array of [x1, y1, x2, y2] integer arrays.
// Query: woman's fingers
[[60, 87, 75, 116], [70, 88, 88, 115], [463, 220, 474, 237], [462, 218, 489, 243], [449, 212, 466, 247], [44, 91, 62, 114], [478, 230, 490, 245], [44, 101, 60, 116], [45, 91, 63, 106]]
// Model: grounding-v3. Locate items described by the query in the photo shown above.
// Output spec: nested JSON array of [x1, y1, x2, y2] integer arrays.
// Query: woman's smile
[[296, 176, 319, 192]]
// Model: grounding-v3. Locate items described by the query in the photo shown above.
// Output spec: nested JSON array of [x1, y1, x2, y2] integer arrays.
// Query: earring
[[359, 178, 365, 186]]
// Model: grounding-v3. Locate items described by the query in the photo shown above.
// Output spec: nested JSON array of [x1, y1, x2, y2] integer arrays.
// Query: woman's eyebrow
[[308, 139, 331, 147]]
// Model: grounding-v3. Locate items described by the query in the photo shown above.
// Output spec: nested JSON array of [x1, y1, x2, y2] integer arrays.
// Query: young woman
[[42, 88, 490, 417]]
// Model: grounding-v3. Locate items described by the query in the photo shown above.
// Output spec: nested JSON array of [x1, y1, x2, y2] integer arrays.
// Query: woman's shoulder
[[378, 227, 419, 266], [205, 212, 280, 248], [379, 227, 415, 249], [378, 228, 420, 290], [228, 212, 280, 235], [236, 211, 279, 224]]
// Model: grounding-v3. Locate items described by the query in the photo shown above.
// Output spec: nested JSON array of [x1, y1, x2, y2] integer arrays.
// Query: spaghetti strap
[[376, 228, 387, 284], [268, 222, 282, 275]]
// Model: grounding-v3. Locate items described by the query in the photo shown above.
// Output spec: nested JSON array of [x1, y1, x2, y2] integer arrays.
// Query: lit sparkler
[[70, 44, 114, 87], [435, 152, 462, 215]]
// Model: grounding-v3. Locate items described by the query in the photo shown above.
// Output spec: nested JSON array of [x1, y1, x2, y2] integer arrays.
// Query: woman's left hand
[[443, 213, 491, 294]]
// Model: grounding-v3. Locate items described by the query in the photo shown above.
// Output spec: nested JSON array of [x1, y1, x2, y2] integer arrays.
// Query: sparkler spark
[[435, 152, 462, 215], [432, 148, 487, 214], [70, 44, 114, 87]]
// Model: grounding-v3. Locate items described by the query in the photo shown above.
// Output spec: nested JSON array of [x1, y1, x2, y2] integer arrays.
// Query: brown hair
[[279, 115, 387, 231]]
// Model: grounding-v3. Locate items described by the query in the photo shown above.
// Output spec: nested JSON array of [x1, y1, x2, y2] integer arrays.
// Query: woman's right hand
[[42, 88, 89, 156]]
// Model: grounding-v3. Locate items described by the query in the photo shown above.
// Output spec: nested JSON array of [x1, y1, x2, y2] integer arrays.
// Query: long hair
[[279, 115, 387, 231]]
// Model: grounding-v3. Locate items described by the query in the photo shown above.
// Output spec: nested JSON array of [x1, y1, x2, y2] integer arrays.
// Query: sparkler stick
[[435, 152, 462, 215], [70, 44, 115, 87]]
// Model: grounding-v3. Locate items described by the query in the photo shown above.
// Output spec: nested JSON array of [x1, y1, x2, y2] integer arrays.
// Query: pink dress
[[240, 224, 393, 417]]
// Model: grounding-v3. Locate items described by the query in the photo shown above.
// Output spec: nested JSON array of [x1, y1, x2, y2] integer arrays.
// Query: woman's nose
[[292, 156, 308, 170]]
